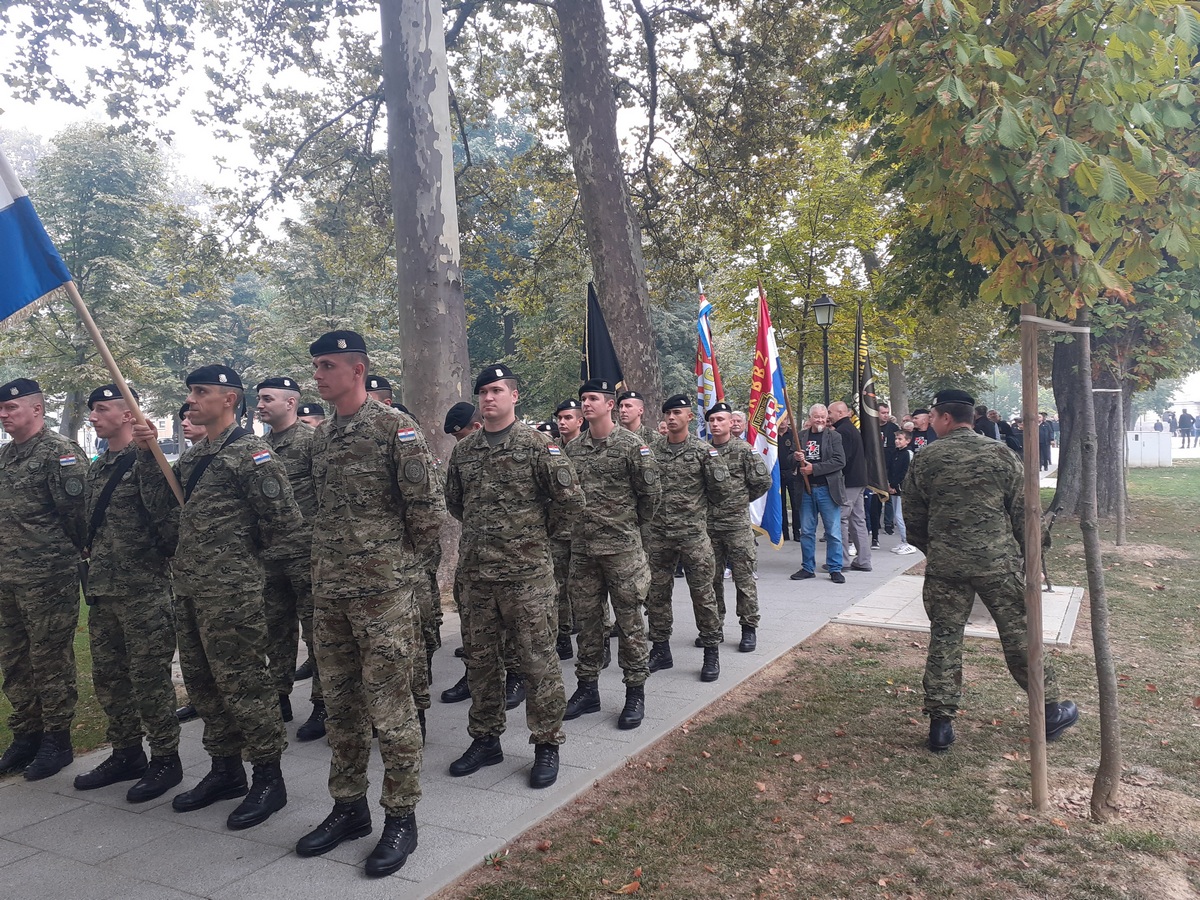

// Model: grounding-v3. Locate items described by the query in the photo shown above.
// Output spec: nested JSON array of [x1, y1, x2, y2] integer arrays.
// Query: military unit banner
[[855, 304, 890, 498]]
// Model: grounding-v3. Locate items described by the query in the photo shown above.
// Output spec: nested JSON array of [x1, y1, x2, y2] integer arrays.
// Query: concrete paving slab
[[15, 798, 185, 863], [0, 849, 140, 899], [0, 835, 41, 866], [0, 783, 87, 836], [100, 828, 289, 896]]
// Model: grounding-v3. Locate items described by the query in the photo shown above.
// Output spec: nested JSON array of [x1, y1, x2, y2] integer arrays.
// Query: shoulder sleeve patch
[[397, 427, 417, 442], [639, 446, 651, 456], [403, 460, 427, 484], [547, 444, 561, 456], [555, 467, 572, 486], [260, 476, 281, 498], [252, 450, 272, 465], [64, 476, 84, 496], [708, 448, 719, 457], [59, 454, 78, 466]]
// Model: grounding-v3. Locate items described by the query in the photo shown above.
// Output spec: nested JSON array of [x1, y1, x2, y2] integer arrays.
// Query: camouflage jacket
[[647, 433, 733, 540], [445, 420, 585, 581], [263, 421, 316, 561], [566, 424, 661, 556], [901, 427, 1025, 578], [707, 436, 773, 532], [546, 433, 579, 542], [139, 422, 302, 596], [631, 423, 657, 445], [310, 399, 443, 600], [0, 425, 87, 586], [86, 444, 170, 596]]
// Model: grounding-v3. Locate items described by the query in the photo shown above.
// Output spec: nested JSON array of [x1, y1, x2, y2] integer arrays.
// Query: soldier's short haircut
[[975, 404, 988, 416], [350, 352, 370, 376], [941, 402, 974, 424]]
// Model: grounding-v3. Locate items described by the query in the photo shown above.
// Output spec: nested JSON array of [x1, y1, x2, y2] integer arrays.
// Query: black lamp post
[[813, 293, 836, 406]]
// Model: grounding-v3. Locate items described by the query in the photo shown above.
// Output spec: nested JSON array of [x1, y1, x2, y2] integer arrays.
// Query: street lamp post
[[813, 293, 836, 406]]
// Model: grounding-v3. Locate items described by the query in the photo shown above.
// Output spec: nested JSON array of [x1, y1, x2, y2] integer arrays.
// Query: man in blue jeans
[[789, 404, 847, 584]]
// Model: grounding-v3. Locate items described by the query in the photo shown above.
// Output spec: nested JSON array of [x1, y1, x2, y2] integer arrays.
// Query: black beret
[[179, 402, 191, 420], [309, 330, 367, 357], [88, 384, 139, 409], [705, 401, 733, 421], [366, 375, 392, 394], [617, 390, 643, 403], [661, 393, 691, 413], [186, 365, 243, 390], [394, 402, 410, 416], [535, 420, 559, 436], [579, 378, 615, 396], [0, 378, 41, 400], [474, 364, 517, 393], [912, 408, 931, 416], [932, 389, 975, 408], [255, 376, 300, 393], [556, 398, 582, 413], [443, 401, 476, 434], [297, 403, 325, 418]]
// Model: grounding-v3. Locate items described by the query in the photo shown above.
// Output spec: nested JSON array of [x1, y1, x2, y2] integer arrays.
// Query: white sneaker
[[847, 545, 857, 557], [723, 568, 732, 579], [896, 543, 917, 555]]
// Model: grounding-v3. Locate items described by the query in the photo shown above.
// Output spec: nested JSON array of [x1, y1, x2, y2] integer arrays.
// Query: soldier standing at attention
[[563, 379, 660, 728], [133, 365, 300, 830], [903, 389, 1078, 753], [256, 377, 325, 741], [366, 375, 394, 406], [0, 378, 87, 780], [294, 331, 442, 877], [704, 402, 772, 653], [297, 403, 326, 429], [644, 394, 733, 682], [73, 385, 182, 802], [617, 390, 656, 444], [444, 364, 583, 789], [550, 398, 583, 660]]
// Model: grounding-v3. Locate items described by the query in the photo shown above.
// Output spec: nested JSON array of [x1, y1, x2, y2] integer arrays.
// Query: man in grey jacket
[[789, 405, 846, 583]]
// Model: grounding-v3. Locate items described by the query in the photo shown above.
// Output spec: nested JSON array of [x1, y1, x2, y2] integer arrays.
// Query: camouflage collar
[[6, 424, 50, 457], [194, 422, 243, 457]]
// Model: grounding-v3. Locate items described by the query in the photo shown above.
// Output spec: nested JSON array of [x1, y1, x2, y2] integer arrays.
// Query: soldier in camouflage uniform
[[444, 364, 584, 790], [297, 403, 326, 429], [705, 402, 772, 653], [563, 379, 660, 729], [294, 331, 442, 878], [550, 398, 583, 660], [903, 388, 1078, 753], [256, 377, 325, 741], [0, 378, 87, 781], [73, 385, 182, 802], [645, 394, 735, 682], [618, 390, 656, 445], [134, 365, 300, 830]]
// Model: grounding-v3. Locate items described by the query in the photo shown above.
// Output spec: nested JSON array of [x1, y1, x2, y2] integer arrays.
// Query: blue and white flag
[[747, 283, 789, 547], [0, 146, 71, 324]]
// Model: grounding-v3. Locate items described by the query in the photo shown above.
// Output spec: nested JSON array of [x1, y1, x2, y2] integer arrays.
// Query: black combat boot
[[74, 744, 147, 790], [647, 641, 673, 673], [227, 759, 287, 830], [556, 633, 573, 660], [296, 701, 327, 742], [504, 673, 526, 710], [175, 703, 198, 722], [449, 736, 503, 776], [0, 732, 41, 775], [928, 717, 955, 753], [700, 646, 720, 683], [1045, 700, 1079, 741], [418, 710, 426, 744], [617, 684, 645, 730], [441, 670, 471, 704], [279, 694, 293, 723], [564, 680, 601, 720], [172, 755, 248, 812], [127, 752, 183, 803], [24, 730, 72, 781], [294, 658, 315, 681], [602, 638, 611, 669], [364, 811, 418, 877], [296, 796, 372, 857], [738, 626, 757, 653], [529, 743, 559, 789]]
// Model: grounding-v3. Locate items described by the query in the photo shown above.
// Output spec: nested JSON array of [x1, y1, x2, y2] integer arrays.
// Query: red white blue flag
[[694, 286, 724, 440], [747, 282, 789, 547], [0, 145, 72, 325]]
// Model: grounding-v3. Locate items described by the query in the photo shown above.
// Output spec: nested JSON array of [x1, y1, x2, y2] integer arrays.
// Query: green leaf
[[997, 102, 1028, 149], [964, 107, 998, 147], [1163, 223, 1192, 260], [1176, 6, 1200, 50], [1073, 159, 1101, 195], [1096, 157, 1130, 203], [1111, 158, 1158, 203], [993, 48, 1017, 67], [953, 75, 977, 108]]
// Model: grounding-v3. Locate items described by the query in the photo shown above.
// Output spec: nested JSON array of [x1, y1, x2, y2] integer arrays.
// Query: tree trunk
[[556, 0, 663, 409], [59, 390, 83, 443], [884, 349, 908, 418], [1051, 336, 1084, 516], [1093, 365, 1125, 520], [1076, 308, 1122, 822]]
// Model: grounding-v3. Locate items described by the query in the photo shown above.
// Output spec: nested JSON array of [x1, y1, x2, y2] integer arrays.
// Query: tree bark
[[555, 0, 663, 409], [1051, 336, 1084, 515], [1093, 365, 1125, 520], [884, 349, 908, 418]]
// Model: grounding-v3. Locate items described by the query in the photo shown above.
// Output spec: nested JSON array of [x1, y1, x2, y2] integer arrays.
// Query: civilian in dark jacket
[[788, 405, 846, 583], [777, 418, 800, 541], [829, 401, 871, 571]]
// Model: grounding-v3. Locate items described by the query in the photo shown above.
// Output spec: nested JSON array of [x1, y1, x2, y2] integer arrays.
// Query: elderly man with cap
[[644, 393, 735, 681], [564, 378, 660, 728], [909, 408, 937, 451], [705, 402, 772, 653], [294, 331, 442, 876], [789, 403, 847, 584], [133, 364, 301, 829], [0, 378, 88, 780], [903, 388, 1078, 753], [443, 364, 584, 789], [297, 403, 326, 429], [72, 384, 183, 801], [256, 376, 325, 740], [617, 390, 655, 444]]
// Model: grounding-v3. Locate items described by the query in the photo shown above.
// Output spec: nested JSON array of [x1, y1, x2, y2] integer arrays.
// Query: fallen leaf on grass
[[612, 881, 640, 895], [1146, 684, 1158, 692], [591, 836, 605, 845], [701, 750, 711, 758], [536, 840, 553, 852], [1002, 751, 1021, 761], [1193, 697, 1200, 709], [756, 782, 767, 792], [834, 728, 847, 737], [632, 867, 643, 879], [792, 753, 804, 762], [837, 815, 855, 825], [815, 791, 833, 804], [769, 738, 781, 745], [680, 785, 692, 795], [1050, 817, 1070, 832], [1143, 560, 1155, 567], [703, 864, 716, 874]]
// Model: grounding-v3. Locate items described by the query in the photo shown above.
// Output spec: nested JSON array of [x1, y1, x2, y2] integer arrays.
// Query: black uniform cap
[[535, 421, 559, 436], [297, 403, 325, 418], [931, 389, 975, 408], [444, 401, 476, 434], [616, 390, 643, 404], [366, 375, 392, 394], [556, 398, 582, 413], [186, 365, 243, 390], [912, 407, 931, 416], [179, 402, 191, 420], [87, 384, 139, 409], [578, 379, 615, 397], [661, 393, 691, 413], [255, 376, 300, 393], [309, 330, 367, 357], [705, 401, 733, 421], [0, 378, 41, 400], [474, 364, 517, 393]]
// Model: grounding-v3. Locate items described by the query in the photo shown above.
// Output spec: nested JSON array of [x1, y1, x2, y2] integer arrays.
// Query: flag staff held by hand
[[0, 144, 185, 506]]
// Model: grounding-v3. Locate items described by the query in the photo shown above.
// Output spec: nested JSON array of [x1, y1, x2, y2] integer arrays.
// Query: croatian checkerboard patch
[[397, 427, 417, 442], [58, 455, 77, 466], [253, 450, 272, 465]]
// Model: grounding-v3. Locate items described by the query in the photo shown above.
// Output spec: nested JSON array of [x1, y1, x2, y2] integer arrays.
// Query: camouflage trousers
[[405, 568, 434, 712], [0, 573, 79, 735], [175, 590, 286, 763], [550, 538, 573, 637], [922, 572, 1060, 719], [709, 528, 760, 629], [314, 588, 423, 816], [453, 571, 519, 674], [263, 554, 320, 702], [645, 533, 722, 647], [570, 548, 650, 686], [89, 590, 180, 754], [460, 575, 566, 745]]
